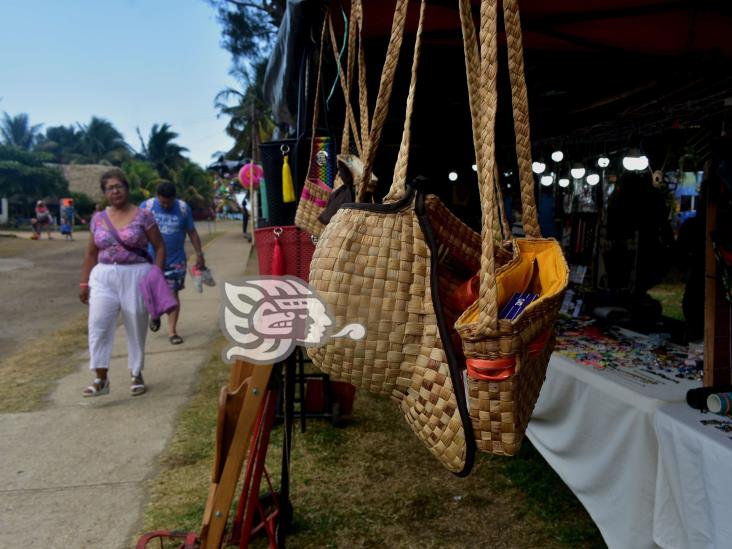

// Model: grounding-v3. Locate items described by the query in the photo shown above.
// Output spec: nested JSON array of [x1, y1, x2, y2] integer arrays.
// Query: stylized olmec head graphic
[[221, 276, 365, 365]]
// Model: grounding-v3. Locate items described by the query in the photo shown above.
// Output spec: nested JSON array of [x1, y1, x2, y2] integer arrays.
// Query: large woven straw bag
[[454, 0, 569, 456], [308, 0, 487, 475]]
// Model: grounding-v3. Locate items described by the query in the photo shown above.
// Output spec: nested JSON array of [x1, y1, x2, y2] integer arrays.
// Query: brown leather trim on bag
[[338, 184, 415, 213], [415, 189, 476, 477]]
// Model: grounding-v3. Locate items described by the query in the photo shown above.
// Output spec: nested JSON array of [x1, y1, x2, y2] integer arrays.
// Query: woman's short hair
[[100, 168, 130, 192]]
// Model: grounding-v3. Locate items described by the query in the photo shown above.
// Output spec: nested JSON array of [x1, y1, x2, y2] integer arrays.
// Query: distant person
[[32, 200, 53, 240], [142, 182, 206, 345], [60, 199, 84, 240], [79, 168, 165, 397], [241, 192, 251, 242]]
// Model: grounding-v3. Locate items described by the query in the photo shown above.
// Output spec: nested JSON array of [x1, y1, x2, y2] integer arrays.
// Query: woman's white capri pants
[[88, 262, 150, 376]]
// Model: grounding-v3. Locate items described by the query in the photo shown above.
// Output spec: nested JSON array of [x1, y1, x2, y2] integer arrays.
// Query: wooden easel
[[199, 360, 275, 549]]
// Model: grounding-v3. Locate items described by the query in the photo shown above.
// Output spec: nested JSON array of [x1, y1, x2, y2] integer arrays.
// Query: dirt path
[[0, 235, 88, 357], [0, 225, 221, 358]]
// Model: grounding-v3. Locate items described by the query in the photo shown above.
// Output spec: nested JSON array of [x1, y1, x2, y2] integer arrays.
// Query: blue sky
[[0, 0, 240, 167]]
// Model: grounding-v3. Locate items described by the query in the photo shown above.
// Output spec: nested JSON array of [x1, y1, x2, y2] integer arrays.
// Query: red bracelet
[[79, 283, 89, 288]]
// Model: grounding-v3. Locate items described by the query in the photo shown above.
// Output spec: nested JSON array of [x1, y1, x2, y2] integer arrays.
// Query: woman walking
[[32, 200, 54, 239], [79, 168, 165, 397]]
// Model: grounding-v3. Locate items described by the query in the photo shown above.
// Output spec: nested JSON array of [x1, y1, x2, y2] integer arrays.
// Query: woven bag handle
[[502, 0, 540, 238], [304, 11, 330, 181], [356, 0, 412, 203], [329, 1, 369, 158], [382, 0, 427, 203], [456, 0, 541, 337]]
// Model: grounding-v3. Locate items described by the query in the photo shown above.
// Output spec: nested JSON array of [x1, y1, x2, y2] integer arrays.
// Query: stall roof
[[264, 0, 732, 143]]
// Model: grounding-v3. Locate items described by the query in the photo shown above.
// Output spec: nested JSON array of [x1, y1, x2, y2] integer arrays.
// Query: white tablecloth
[[527, 353, 699, 549], [653, 402, 732, 549]]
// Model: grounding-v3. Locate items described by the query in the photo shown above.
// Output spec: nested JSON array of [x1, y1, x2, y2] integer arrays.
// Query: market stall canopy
[[263, 0, 732, 139]]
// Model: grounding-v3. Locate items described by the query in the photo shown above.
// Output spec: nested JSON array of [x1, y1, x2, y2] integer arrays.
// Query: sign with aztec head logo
[[220, 276, 365, 365]]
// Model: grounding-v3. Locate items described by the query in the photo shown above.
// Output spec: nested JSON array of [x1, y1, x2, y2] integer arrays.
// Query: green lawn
[[137, 340, 604, 548]]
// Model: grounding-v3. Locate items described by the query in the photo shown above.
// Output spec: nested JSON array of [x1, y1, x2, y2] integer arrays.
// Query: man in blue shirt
[[143, 182, 206, 345]]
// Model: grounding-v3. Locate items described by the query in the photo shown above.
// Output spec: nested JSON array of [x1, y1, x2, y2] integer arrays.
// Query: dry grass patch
[[139, 342, 603, 548], [0, 313, 88, 412]]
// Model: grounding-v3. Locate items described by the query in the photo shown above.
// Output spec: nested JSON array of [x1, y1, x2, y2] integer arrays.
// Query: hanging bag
[[308, 0, 491, 475], [454, 0, 569, 456]]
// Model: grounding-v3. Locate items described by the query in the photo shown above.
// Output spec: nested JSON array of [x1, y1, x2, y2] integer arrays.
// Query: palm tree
[[138, 123, 188, 180], [215, 60, 275, 160], [36, 125, 85, 163], [173, 162, 214, 206], [77, 116, 130, 164], [1, 112, 43, 150]]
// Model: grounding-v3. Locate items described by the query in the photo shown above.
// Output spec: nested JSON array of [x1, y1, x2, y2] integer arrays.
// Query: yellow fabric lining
[[462, 238, 567, 324]]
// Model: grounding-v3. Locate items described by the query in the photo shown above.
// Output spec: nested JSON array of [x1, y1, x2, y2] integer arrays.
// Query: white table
[[653, 401, 732, 549], [527, 353, 700, 549]]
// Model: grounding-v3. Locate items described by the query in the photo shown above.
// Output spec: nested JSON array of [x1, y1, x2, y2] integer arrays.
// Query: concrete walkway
[[0, 221, 251, 549]]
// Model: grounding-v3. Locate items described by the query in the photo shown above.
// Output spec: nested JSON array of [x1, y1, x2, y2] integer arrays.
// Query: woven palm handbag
[[454, 0, 569, 456], [308, 0, 485, 475]]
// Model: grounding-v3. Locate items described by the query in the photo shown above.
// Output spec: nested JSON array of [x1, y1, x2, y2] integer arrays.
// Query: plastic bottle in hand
[[189, 265, 204, 293]]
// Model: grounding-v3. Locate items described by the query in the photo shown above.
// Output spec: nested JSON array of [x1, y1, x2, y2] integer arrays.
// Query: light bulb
[[540, 174, 554, 186], [598, 156, 610, 168], [622, 149, 649, 171], [448, 171, 458, 181], [551, 150, 564, 162], [471, 164, 477, 172], [532, 161, 546, 174], [586, 173, 600, 185], [558, 178, 570, 188], [570, 163, 586, 179]]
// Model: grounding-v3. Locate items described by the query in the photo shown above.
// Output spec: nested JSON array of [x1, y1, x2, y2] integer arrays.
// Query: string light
[[448, 171, 458, 181], [551, 150, 564, 162], [570, 162, 586, 179], [558, 178, 570, 188], [471, 164, 477, 172], [622, 149, 649, 171], [540, 174, 554, 186], [586, 173, 600, 185], [598, 156, 610, 168], [532, 161, 546, 174]]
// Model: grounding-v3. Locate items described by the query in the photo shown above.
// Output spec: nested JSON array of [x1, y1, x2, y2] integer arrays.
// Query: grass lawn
[[138, 339, 604, 548], [0, 314, 88, 413], [648, 282, 685, 321]]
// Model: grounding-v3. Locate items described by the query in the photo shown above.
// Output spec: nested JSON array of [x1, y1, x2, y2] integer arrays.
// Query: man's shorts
[[164, 264, 187, 293]]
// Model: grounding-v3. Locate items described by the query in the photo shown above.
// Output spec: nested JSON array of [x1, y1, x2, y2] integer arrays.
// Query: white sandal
[[83, 378, 110, 397]]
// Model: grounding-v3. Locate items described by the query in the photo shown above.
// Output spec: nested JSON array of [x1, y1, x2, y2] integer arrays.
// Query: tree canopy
[[1, 112, 43, 151], [0, 145, 69, 200], [208, 1, 282, 159]]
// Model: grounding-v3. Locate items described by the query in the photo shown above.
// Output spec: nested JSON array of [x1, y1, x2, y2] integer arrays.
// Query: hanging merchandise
[[295, 4, 369, 236], [255, 226, 316, 282], [307, 0, 567, 472], [281, 145, 296, 203], [454, 0, 568, 457], [271, 233, 286, 276], [309, 0, 479, 474], [239, 162, 263, 190]]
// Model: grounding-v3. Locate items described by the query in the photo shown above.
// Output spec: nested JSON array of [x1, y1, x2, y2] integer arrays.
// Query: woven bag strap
[[305, 11, 330, 180], [382, 0, 427, 203], [329, 13, 361, 157], [503, 0, 540, 238], [456, 0, 510, 240], [354, 0, 370, 153], [356, 0, 412, 203]]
